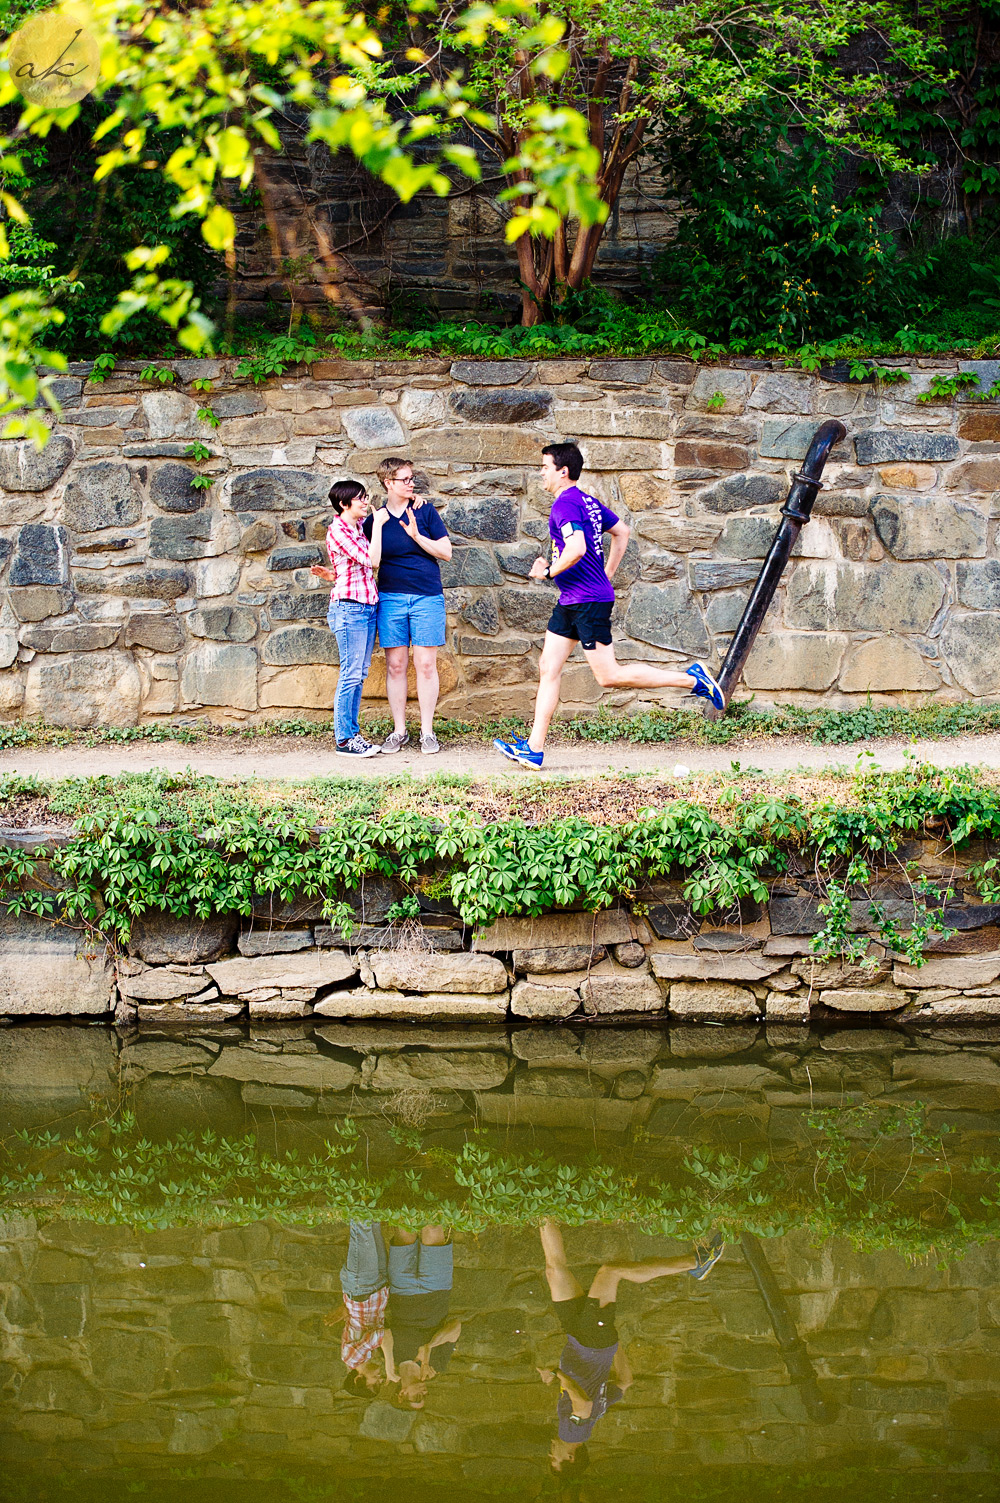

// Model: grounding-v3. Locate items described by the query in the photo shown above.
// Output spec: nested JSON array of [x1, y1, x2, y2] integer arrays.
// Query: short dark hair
[[342, 1370, 372, 1397], [329, 480, 367, 513], [543, 442, 583, 482]]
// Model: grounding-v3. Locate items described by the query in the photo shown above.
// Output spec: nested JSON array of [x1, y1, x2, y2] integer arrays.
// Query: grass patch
[[3, 698, 1000, 754]]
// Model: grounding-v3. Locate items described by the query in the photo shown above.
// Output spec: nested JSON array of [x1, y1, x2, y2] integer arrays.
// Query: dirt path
[[4, 733, 1000, 781]]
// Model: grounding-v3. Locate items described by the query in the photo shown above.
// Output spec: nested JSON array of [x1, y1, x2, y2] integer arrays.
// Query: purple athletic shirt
[[556, 1335, 624, 1443], [548, 485, 619, 606]]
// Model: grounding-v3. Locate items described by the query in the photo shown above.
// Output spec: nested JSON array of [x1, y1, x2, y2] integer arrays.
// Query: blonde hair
[[376, 456, 411, 491]]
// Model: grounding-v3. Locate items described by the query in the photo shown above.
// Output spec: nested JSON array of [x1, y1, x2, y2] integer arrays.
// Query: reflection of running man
[[383, 1224, 462, 1410], [538, 1218, 724, 1474], [328, 1220, 390, 1396]]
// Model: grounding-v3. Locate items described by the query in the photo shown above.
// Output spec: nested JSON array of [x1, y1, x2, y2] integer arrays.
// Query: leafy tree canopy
[[0, 0, 607, 440]]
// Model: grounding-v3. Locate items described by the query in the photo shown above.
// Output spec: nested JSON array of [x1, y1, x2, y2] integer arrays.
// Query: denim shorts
[[388, 1240, 453, 1296], [377, 591, 447, 649]]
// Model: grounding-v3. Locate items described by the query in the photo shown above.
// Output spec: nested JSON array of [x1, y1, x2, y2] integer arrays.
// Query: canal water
[[1, 1018, 998, 1501]]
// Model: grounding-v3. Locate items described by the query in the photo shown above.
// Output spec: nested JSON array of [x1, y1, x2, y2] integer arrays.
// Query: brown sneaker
[[420, 732, 440, 755]]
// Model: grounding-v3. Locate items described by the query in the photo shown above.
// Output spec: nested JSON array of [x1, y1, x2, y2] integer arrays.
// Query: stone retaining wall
[[4, 355, 1000, 726], [4, 836, 1000, 1024]]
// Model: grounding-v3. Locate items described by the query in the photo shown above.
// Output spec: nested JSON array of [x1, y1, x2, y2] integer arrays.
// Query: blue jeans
[[328, 600, 377, 743], [340, 1220, 388, 1300]]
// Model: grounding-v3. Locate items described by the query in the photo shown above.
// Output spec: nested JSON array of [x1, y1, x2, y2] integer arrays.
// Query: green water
[[1, 1018, 999, 1500]]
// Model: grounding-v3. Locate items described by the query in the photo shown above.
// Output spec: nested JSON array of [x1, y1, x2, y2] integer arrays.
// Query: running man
[[538, 1217, 724, 1475], [494, 442, 724, 769]]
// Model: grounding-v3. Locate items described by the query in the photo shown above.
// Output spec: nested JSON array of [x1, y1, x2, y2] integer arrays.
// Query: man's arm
[[555, 1368, 594, 1418], [610, 1344, 632, 1393], [549, 530, 586, 576], [530, 527, 586, 580], [604, 519, 631, 580]]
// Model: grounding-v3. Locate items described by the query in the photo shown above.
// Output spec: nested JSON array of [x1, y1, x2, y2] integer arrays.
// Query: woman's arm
[[327, 521, 372, 569], [368, 509, 387, 570], [428, 1317, 462, 1349], [400, 508, 452, 561], [610, 1345, 632, 1393], [381, 1328, 399, 1383]]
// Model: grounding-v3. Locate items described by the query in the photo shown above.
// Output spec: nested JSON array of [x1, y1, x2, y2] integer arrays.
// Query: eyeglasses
[[392, 473, 414, 484]]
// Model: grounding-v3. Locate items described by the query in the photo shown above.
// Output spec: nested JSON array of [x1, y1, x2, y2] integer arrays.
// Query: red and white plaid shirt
[[325, 515, 378, 605], [341, 1285, 388, 1370]]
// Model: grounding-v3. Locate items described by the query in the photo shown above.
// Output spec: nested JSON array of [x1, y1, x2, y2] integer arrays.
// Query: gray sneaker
[[381, 728, 411, 754], [420, 732, 440, 755]]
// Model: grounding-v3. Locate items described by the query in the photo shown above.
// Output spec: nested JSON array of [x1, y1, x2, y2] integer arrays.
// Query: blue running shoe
[[689, 1232, 725, 1280], [494, 735, 543, 769], [686, 662, 725, 712]]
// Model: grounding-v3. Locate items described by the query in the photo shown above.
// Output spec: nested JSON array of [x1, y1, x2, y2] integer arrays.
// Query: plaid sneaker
[[686, 662, 725, 712], [494, 736, 543, 769], [689, 1232, 725, 1280]]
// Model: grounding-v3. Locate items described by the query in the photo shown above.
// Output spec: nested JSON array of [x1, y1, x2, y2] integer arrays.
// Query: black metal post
[[704, 419, 847, 718], [739, 1232, 838, 1424]]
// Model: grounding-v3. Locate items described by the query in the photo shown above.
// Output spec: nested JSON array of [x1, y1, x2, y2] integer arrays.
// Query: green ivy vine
[[0, 763, 997, 959]]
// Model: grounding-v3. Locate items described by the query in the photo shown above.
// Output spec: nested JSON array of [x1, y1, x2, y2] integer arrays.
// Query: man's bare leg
[[588, 1255, 698, 1307], [540, 1217, 585, 1303], [527, 633, 577, 753], [419, 1225, 449, 1245], [384, 645, 410, 736], [583, 642, 697, 693], [389, 1226, 417, 1246]]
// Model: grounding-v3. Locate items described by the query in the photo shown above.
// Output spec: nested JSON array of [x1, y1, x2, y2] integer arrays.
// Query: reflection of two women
[[538, 1218, 725, 1475], [331, 1221, 460, 1408]]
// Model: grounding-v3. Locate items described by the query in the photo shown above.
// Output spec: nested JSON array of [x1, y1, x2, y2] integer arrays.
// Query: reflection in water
[[540, 1218, 720, 1473], [336, 1221, 389, 1397], [384, 1224, 460, 1410], [1, 1020, 1000, 1500]]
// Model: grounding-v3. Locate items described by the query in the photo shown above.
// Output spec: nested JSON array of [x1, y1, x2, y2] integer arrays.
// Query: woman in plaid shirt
[[326, 1220, 390, 1396], [311, 480, 388, 757]]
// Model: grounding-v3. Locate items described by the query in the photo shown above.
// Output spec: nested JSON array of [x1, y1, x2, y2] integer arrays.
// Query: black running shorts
[[547, 600, 613, 651]]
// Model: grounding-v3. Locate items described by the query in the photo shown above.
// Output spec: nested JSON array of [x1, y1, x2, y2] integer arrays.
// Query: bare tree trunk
[[506, 49, 649, 319]]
